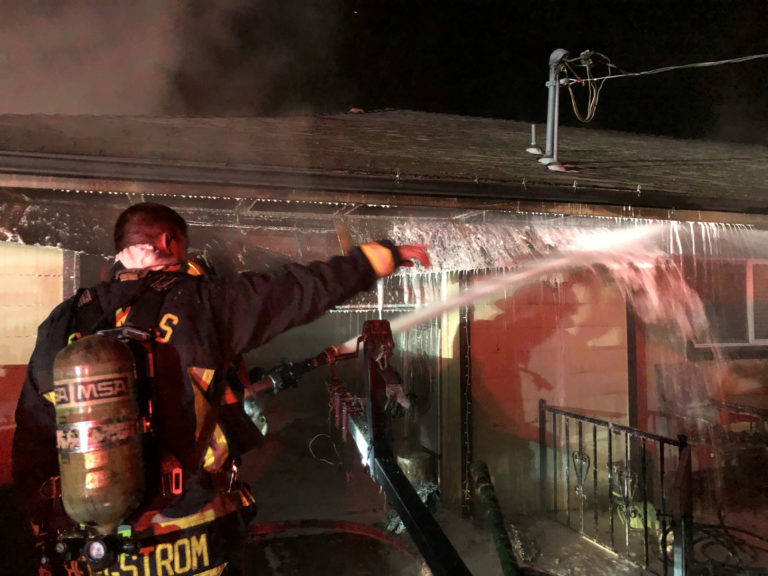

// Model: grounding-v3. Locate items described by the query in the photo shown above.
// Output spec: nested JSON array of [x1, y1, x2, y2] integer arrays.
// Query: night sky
[[1, 1, 767, 144]]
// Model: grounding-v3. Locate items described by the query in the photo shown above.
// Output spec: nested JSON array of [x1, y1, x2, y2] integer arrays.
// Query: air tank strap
[[68, 288, 104, 342], [69, 271, 181, 340], [118, 272, 180, 335]]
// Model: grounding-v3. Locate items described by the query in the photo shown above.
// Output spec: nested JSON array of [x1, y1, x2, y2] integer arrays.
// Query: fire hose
[[244, 320, 471, 575], [470, 461, 521, 576], [244, 321, 552, 575]]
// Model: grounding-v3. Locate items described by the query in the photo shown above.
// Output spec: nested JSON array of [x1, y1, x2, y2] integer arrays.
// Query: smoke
[[0, 1, 184, 114], [0, 1, 346, 116], [166, 1, 348, 115]]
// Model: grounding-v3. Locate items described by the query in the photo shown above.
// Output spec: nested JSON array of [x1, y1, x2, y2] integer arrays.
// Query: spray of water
[[337, 223, 671, 353], [332, 218, 768, 524]]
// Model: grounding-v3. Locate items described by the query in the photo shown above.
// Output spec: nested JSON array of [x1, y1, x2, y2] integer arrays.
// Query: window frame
[[688, 258, 768, 360]]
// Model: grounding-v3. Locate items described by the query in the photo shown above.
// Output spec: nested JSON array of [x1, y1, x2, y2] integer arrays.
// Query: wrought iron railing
[[538, 399, 693, 576]]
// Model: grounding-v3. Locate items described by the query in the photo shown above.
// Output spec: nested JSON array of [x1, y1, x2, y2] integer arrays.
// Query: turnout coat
[[12, 243, 397, 575]]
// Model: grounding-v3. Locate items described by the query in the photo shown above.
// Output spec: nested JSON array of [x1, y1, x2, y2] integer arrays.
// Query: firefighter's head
[[114, 202, 189, 260]]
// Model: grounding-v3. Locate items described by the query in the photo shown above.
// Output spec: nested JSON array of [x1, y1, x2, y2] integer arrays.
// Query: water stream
[[332, 218, 768, 531], [338, 222, 693, 351]]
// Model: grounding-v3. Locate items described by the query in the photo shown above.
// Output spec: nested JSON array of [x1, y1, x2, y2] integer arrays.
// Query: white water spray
[[337, 223, 667, 353]]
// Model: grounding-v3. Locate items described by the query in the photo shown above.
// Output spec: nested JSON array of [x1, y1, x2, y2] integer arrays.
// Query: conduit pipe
[[539, 49, 569, 170]]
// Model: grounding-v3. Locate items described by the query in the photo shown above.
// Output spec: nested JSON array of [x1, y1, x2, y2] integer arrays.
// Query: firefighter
[[12, 202, 429, 575]]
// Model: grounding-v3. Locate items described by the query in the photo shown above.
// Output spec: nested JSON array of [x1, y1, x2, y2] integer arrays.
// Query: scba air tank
[[53, 334, 145, 535]]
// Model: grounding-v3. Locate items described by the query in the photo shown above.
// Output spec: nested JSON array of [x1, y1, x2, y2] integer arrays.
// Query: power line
[[560, 51, 768, 125], [561, 51, 616, 123], [564, 52, 768, 86]]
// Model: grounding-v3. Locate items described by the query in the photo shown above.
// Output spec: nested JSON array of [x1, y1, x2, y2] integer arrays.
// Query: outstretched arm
[[218, 241, 431, 355]]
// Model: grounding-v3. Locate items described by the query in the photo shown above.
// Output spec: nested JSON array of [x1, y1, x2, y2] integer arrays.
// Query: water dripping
[[414, 274, 422, 309], [384, 224, 667, 337], [327, 218, 768, 557], [377, 279, 384, 320]]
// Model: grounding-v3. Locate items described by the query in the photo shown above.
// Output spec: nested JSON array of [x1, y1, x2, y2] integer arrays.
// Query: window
[[749, 261, 768, 341], [686, 258, 768, 352]]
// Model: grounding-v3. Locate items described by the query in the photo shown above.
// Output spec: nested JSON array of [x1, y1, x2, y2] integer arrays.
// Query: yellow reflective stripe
[[202, 369, 215, 387], [43, 391, 55, 405], [156, 508, 217, 531], [153, 493, 237, 530], [188, 367, 216, 393], [360, 242, 396, 278], [115, 306, 131, 327], [239, 489, 256, 508], [203, 425, 230, 472]]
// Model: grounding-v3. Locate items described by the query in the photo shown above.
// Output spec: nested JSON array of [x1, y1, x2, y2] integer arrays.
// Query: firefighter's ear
[[155, 232, 173, 253]]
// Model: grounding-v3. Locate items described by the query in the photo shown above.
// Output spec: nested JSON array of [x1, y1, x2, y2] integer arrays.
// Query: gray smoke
[[0, 1, 183, 114], [0, 1, 346, 116], [166, 1, 346, 115]]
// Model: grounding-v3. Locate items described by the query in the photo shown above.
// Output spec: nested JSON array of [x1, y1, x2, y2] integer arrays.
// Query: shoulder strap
[[70, 272, 182, 339], [68, 288, 105, 341], [125, 272, 180, 333]]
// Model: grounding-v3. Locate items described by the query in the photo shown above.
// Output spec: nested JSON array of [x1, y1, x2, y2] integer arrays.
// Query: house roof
[[2, 111, 768, 272], [1, 110, 767, 216]]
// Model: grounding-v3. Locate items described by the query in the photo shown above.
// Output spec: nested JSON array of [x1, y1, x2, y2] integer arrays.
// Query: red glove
[[396, 244, 430, 268], [361, 242, 430, 277]]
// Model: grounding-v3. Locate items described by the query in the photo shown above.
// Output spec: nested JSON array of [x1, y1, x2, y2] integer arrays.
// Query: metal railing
[[538, 399, 693, 576]]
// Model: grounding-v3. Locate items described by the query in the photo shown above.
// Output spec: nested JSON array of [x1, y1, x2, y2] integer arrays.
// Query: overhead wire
[[562, 50, 616, 123], [559, 51, 768, 124], [567, 52, 768, 84]]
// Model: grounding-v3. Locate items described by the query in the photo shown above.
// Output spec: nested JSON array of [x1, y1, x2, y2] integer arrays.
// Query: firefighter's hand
[[397, 244, 430, 268]]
